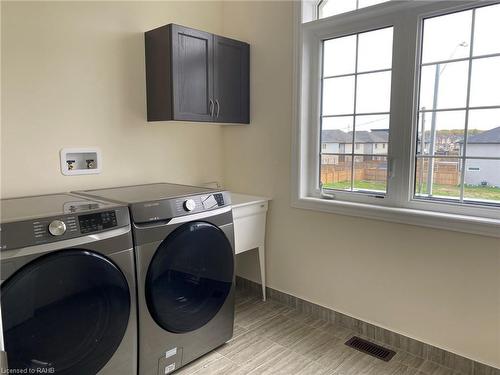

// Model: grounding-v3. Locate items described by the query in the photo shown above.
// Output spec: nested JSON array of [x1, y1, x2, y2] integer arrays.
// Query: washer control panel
[[1, 206, 130, 251], [33, 216, 78, 241], [30, 210, 119, 241], [78, 211, 118, 234], [48, 220, 67, 236]]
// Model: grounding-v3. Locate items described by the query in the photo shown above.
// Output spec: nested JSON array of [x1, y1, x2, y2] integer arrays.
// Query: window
[[414, 6, 500, 205], [294, 1, 500, 237], [318, 0, 389, 19], [320, 27, 392, 194]]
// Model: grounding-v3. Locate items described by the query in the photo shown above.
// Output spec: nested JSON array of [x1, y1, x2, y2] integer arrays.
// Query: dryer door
[[1, 250, 130, 375], [145, 221, 234, 333]]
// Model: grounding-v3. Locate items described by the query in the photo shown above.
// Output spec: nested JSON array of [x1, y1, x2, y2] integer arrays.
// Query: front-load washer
[[0, 193, 137, 375], [75, 183, 235, 375]]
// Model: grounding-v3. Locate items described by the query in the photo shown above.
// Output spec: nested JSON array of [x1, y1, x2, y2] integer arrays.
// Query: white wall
[[1, 1, 225, 198], [220, 1, 500, 368]]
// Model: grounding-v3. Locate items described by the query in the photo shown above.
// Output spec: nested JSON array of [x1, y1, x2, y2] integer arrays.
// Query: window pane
[[464, 159, 500, 203], [416, 110, 465, 156], [321, 155, 352, 191], [357, 0, 387, 8], [358, 28, 393, 72], [318, 0, 389, 19], [419, 61, 469, 110], [355, 115, 389, 155], [421, 10, 471, 64], [322, 76, 355, 115], [319, 0, 356, 19], [323, 36, 356, 77], [320, 27, 393, 197], [466, 109, 500, 158], [356, 71, 391, 113], [473, 4, 500, 56], [469, 57, 500, 107], [414, 6, 500, 207], [322, 117, 353, 153], [414, 157, 462, 200], [353, 156, 387, 193]]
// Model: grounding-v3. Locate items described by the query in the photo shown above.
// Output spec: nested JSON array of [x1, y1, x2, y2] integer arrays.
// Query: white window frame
[[291, 0, 500, 238]]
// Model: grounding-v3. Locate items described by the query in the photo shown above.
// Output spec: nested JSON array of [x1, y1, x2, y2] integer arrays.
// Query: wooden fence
[[321, 160, 460, 185], [415, 161, 460, 185]]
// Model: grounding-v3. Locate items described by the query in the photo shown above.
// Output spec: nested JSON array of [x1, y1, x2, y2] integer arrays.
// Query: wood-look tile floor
[[175, 291, 464, 375]]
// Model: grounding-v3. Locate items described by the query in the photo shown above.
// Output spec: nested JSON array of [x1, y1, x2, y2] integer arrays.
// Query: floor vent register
[[345, 336, 396, 362]]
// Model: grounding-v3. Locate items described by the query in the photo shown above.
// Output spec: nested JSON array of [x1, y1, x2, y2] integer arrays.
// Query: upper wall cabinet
[[145, 24, 250, 124]]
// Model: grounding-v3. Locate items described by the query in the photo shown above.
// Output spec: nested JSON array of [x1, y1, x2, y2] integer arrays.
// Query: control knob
[[183, 199, 196, 212], [48, 220, 67, 236]]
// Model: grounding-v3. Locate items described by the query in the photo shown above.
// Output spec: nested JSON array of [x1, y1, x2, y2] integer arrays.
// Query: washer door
[[1, 250, 130, 375], [145, 221, 234, 333]]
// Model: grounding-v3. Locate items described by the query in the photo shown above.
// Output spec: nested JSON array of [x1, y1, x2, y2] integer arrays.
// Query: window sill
[[291, 196, 500, 238]]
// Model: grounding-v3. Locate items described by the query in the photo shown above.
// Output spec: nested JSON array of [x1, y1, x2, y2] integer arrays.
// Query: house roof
[[322, 129, 388, 143], [467, 126, 500, 144]]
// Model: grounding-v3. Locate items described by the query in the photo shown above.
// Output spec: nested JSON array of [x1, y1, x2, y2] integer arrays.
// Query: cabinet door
[[171, 25, 214, 122], [214, 36, 250, 124]]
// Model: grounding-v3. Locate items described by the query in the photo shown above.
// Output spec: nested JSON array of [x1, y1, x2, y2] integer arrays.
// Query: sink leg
[[258, 245, 266, 301]]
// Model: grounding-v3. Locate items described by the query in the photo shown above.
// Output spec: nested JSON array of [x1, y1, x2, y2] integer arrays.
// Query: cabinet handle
[[215, 100, 220, 118], [209, 99, 214, 117]]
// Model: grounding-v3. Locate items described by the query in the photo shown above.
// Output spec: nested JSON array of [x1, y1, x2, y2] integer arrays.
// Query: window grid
[[418, 105, 500, 114], [298, 1, 500, 234], [322, 152, 390, 157], [320, 29, 391, 194], [349, 34, 360, 191], [415, 7, 500, 205], [317, 0, 389, 20], [415, 155, 500, 161], [420, 51, 500, 67], [323, 67, 391, 80], [317, 0, 363, 19], [323, 111, 390, 118], [458, 8, 476, 202]]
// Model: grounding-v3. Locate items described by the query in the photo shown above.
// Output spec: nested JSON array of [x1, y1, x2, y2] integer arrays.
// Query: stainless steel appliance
[[0, 193, 137, 375], [75, 183, 235, 375]]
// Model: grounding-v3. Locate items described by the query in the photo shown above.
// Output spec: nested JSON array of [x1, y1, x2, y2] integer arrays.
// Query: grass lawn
[[323, 180, 386, 192], [323, 180, 500, 201], [463, 185, 500, 201]]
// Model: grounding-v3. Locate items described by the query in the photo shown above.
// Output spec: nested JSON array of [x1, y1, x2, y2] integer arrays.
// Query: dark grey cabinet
[[145, 24, 250, 124], [214, 36, 250, 123]]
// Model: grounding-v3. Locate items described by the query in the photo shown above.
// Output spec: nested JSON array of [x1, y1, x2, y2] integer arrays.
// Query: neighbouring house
[[463, 126, 500, 187], [419, 132, 463, 155], [321, 129, 388, 164]]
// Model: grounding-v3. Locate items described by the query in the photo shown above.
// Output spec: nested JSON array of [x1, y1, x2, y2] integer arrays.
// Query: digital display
[[79, 211, 117, 234], [214, 193, 225, 206]]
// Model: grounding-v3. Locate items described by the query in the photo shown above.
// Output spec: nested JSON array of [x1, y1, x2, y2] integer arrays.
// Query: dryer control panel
[[130, 191, 232, 223], [173, 193, 226, 216]]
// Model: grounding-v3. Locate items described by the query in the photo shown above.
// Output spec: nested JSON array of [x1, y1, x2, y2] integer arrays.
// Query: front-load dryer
[[75, 183, 235, 375], [0, 193, 137, 375]]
